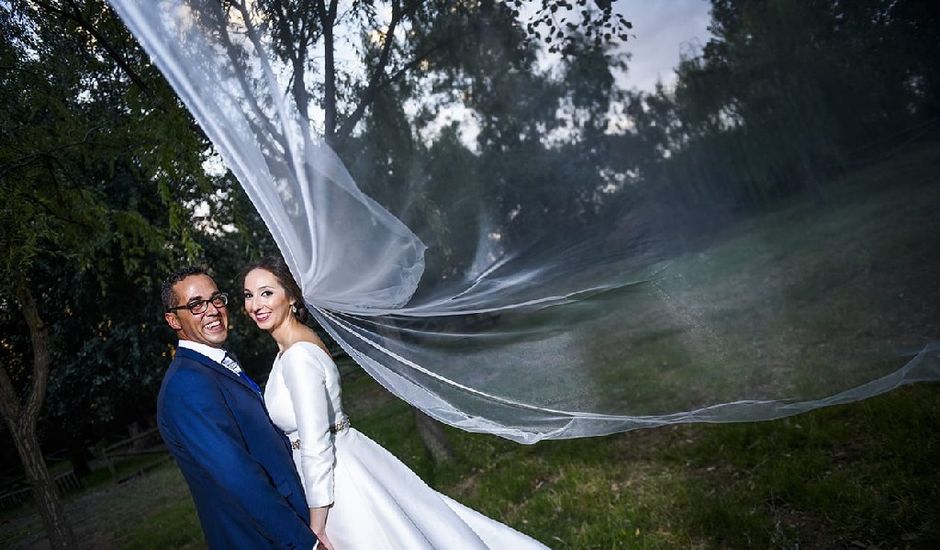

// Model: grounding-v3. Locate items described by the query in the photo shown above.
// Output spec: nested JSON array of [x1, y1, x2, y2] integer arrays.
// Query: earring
[[290, 303, 298, 315]]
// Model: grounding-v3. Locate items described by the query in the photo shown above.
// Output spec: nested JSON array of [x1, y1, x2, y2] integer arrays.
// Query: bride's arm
[[280, 347, 336, 534]]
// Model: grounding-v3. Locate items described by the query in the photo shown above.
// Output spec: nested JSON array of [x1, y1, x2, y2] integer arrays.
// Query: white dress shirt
[[177, 340, 242, 375]]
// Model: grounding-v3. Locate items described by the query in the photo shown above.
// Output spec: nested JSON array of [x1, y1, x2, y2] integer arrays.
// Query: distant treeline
[[625, 0, 940, 226]]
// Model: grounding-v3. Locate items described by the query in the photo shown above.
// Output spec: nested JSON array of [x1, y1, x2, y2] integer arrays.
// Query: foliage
[[512, 0, 633, 56], [0, 0, 221, 447]]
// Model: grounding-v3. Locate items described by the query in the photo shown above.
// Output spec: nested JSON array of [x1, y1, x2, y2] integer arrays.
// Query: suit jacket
[[157, 346, 317, 549]]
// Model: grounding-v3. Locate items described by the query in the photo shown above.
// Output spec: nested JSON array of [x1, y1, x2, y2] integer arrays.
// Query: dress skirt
[[296, 427, 549, 549]]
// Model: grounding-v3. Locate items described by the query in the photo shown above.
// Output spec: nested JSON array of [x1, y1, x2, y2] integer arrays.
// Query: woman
[[242, 256, 549, 549]]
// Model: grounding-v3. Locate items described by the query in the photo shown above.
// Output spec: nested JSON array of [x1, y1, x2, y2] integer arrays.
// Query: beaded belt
[[290, 417, 350, 449], [331, 416, 351, 433]]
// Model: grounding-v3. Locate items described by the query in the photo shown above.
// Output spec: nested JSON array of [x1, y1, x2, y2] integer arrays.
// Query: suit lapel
[[175, 347, 261, 397]]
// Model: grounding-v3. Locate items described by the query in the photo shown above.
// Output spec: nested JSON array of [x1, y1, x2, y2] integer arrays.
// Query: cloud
[[615, 0, 713, 91]]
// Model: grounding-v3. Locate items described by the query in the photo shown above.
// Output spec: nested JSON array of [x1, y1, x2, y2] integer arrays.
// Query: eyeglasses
[[166, 292, 229, 315]]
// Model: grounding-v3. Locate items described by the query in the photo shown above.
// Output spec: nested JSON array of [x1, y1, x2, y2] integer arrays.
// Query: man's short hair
[[161, 266, 210, 312]]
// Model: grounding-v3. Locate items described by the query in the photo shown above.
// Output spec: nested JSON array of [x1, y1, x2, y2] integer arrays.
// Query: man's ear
[[165, 312, 182, 331]]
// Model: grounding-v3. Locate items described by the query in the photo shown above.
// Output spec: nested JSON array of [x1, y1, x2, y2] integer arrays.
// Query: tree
[[240, 0, 631, 151], [1, 2, 217, 545]]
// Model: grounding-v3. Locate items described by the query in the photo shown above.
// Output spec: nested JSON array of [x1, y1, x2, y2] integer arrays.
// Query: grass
[[3, 143, 939, 548], [332, 378, 939, 548], [118, 488, 202, 550], [80, 455, 172, 491], [576, 141, 940, 413], [74, 378, 936, 549]]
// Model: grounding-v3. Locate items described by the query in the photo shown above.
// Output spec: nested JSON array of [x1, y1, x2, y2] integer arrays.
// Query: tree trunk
[[0, 281, 76, 549], [412, 407, 454, 464], [10, 424, 76, 549], [319, 0, 338, 142]]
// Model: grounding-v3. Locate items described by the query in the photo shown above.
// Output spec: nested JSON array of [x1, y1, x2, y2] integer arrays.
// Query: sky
[[612, 0, 714, 91], [424, 0, 716, 146], [416, 1, 715, 146]]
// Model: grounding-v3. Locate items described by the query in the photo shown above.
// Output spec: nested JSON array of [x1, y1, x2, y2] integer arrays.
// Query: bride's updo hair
[[240, 255, 310, 323]]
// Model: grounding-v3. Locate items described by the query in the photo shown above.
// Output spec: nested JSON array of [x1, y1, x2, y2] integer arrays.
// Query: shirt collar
[[177, 340, 228, 366]]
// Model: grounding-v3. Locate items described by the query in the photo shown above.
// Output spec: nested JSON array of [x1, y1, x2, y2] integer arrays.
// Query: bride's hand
[[310, 506, 335, 550]]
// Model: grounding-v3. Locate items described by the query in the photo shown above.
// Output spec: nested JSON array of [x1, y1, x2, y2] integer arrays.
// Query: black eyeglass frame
[[166, 292, 229, 315]]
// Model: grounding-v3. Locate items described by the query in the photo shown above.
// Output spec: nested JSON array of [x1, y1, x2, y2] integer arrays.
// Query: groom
[[158, 266, 316, 549]]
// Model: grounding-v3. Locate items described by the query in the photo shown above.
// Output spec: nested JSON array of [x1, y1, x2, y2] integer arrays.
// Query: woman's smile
[[253, 310, 272, 324]]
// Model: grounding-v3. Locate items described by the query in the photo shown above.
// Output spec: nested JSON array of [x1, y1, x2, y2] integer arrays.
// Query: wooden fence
[[0, 427, 168, 511], [0, 469, 84, 511]]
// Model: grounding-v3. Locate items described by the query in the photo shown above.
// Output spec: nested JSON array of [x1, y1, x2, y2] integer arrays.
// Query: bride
[[241, 256, 549, 549]]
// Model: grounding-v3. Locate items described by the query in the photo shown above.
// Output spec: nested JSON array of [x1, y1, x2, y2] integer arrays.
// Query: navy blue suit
[[157, 347, 316, 549]]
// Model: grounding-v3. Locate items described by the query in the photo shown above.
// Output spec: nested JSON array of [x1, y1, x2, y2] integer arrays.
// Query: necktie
[[222, 352, 262, 394]]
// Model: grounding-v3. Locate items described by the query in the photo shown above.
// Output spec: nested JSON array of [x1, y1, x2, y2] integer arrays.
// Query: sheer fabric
[[109, 0, 940, 443]]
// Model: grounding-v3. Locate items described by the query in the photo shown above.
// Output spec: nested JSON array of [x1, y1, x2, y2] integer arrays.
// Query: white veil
[[109, 0, 939, 443]]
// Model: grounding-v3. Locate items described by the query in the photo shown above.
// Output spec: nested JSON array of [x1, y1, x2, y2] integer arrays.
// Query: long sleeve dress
[[264, 342, 549, 549]]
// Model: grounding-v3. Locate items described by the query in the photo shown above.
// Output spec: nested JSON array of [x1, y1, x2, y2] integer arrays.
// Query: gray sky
[[614, 0, 713, 91], [417, 1, 715, 146]]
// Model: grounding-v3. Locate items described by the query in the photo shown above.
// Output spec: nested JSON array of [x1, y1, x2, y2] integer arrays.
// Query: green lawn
[[577, 142, 940, 415], [104, 378, 939, 549], [0, 454, 171, 548]]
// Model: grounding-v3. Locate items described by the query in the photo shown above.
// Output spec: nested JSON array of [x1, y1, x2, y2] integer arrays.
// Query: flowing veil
[[108, 0, 939, 443]]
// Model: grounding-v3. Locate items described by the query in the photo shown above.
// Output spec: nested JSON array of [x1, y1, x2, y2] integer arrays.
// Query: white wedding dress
[[264, 342, 549, 549]]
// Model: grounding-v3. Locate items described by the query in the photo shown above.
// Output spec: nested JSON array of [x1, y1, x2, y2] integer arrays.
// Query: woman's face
[[243, 267, 294, 332]]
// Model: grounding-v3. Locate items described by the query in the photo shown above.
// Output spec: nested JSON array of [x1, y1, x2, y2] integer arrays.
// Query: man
[[158, 266, 317, 549]]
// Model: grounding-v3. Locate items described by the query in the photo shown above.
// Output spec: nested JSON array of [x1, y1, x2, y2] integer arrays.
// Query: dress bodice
[[264, 341, 346, 507]]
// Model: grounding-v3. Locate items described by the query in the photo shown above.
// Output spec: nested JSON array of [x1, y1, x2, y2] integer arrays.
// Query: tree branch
[[218, 2, 290, 153], [335, 36, 453, 148], [0, 126, 102, 178], [289, 15, 310, 129], [32, 0, 153, 96], [333, 0, 403, 145], [315, 0, 338, 140]]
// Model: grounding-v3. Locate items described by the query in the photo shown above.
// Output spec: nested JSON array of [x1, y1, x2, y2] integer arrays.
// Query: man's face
[[164, 274, 229, 347]]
